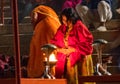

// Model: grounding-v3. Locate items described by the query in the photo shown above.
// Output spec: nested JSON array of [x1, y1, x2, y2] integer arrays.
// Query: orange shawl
[[27, 5, 61, 77]]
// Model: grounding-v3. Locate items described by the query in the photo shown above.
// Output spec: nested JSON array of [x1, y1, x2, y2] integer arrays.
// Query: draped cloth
[[50, 20, 94, 84], [27, 5, 61, 77], [62, 0, 82, 10]]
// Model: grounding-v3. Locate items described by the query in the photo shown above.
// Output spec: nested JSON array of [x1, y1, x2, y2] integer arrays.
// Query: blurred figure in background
[[62, 0, 82, 10], [27, 5, 61, 78], [76, 0, 113, 31], [10, 0, 65, 23], [9, 0, 47, 23], [18, 0, 44, 23], [46, 0, 65, 14]]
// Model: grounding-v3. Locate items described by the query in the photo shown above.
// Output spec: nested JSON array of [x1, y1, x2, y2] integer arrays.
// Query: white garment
[[98, 1, 112, 22], [75, 1, 112, 30]]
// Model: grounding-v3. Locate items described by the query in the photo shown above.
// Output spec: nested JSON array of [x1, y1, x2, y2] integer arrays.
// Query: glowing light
[[49, 53, 57, 62], [45, 53, 57, 62]]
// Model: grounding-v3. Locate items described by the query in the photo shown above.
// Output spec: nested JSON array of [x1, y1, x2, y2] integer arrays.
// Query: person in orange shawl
[[27, 5, 61, 78], [50, 8, 94, 84]]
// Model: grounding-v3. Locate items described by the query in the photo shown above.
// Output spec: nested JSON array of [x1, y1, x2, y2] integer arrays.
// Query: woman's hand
[[56, 47, 76, 56]]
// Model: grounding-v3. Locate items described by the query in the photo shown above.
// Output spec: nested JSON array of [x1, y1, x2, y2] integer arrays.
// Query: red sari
[[50, 20, 94, 80]]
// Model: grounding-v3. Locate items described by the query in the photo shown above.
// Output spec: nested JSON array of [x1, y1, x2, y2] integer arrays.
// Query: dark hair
[[60, 7, 80, 24]]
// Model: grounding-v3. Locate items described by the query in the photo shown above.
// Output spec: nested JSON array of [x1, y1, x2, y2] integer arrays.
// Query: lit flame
[[45, 53, 57, 62]]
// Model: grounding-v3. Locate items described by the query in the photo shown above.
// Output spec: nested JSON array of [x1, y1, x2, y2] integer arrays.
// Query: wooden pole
[[0, 0, 4, 24], [11, 0, 21, 84]]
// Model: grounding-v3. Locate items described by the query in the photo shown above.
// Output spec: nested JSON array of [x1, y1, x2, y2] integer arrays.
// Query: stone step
[[4, 16, 31, 24], [3, 5, 31, 24], [1, 6, 11, 17], [91, 30, 120, 42], [0, 23, 33, 34], [107, 66, 120, 75], [0, 45, 30, 56], [0, 33, 32, 55], [1, 0, 31, 24], [106, 19, 120, 29], [0, 33, 32, 45], [1, 0, 10, 7], [0, 24, 33, 56]]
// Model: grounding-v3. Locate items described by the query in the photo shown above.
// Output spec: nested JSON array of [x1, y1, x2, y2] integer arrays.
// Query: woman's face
[[31, 12, 38, 24], [61, 15, 72, 28], [31, 12, 46, 27], [61, 15, 67, 26]]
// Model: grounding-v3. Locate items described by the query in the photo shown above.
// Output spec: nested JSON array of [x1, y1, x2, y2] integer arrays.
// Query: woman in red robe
[[50, 8, 94, 84]]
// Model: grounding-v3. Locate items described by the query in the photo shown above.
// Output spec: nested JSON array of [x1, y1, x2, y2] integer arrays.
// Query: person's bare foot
[[116, 8, 120, 14]]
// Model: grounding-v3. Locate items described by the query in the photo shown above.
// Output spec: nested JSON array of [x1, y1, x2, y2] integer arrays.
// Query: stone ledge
[[0, 78, 67, 84], [91, 30, 120, 42], [0, 23, 33, 34]]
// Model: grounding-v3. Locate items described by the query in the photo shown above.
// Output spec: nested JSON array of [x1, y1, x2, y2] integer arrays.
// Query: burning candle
[[45, 53, 57, 62]]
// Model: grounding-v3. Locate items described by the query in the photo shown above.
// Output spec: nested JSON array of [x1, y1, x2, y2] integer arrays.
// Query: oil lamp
[[93, 39, 112, 76], [41, 44, 57, 79]]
